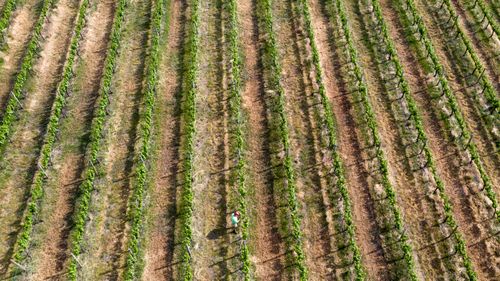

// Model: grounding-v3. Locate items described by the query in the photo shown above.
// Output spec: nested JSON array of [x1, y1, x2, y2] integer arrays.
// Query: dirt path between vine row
[[76, 0, 151, 279], [379, 0, 499, 278], [21, 1, 116, 279], [308, 0, 393, 279], [414, 0, 500, 191], [0, 0, 79, 276], [141, 0, 185, 280], [0, 0, 39, 114], [239, 0, 288, 280]]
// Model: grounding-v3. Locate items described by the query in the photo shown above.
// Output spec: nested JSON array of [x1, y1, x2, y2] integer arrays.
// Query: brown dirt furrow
[[239, 0, 287, 280], [0, 0, 79, 276], [309, 0, 391, 279], [76, 0, 151, 279], [379, 0, 500, 279], [413, 0, 500, 191], [141, 0, 185, 280], [0, 0, 39, 114], [273, 0, 341, 279], [21, 1, 116, 279]]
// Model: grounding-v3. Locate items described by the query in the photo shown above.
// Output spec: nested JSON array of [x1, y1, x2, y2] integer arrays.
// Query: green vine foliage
[[121, 0, 165, 279], [295, 0, 366, 279], [468, 0, 499, 38], [256, 0, 308, 279], [177, 0, 200, 279], [0, 0, 18, 44], [10, 0, 90, 270], [225, 0, 252, 279], [327, 0, 419, 279], [65, 0, 127, 279], [0, 0, 56, 154], [397, 0, 499, 224], [366, 0, 478, 278], [437, 0, 499, 148]]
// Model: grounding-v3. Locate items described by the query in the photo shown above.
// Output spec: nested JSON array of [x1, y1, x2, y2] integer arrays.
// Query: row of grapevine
[[465, 0, 499, 38], [123, 0, 166, 279], [255, 0, 308, 279], [395, 0, 499, 223], [0, 0, 55, 154], [64, 0, 127, 279], [363, 0, 477, 278], [0, 0, 17, 44], [176, 0, 200, 279], [8, 0, 90, 271], [432, 0, 499, 148], [325, 0, 418, 279], [224, 0, 251, 279], [293, 0, 365, 279]]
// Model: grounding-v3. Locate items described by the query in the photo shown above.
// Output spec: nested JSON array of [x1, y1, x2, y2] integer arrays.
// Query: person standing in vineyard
[[231, 211, 240, 234]]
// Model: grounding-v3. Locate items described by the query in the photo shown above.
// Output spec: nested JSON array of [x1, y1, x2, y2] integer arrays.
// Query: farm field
[[0, 0, 498, 280]]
